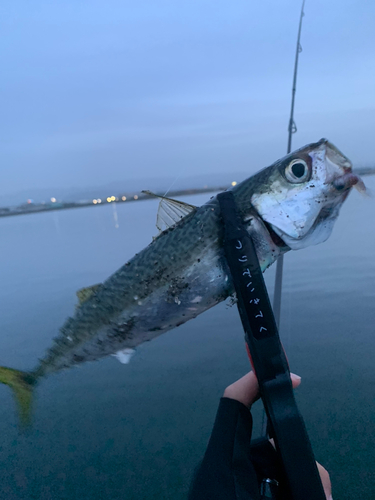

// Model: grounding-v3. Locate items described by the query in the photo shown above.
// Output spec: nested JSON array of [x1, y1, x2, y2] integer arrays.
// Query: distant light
[[97, 199, 102, 203], [203, 185, 208, 189], [93, 199, 98, 204], [51, 197, 56, 203], [111, 196, 116, 201], [107, 197, 111, 203], [134, 195, 138, 200], [231, 181, 237, 186], [122, 196, 126, 201], [27, 199, 33, 204]]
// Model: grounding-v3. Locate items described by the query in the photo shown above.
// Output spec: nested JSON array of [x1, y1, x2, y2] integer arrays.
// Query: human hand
[[223, 371, 332, 499]]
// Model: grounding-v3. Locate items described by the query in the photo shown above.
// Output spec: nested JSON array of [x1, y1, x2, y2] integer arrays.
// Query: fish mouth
[[325, 140, 366, 194], [333, 172, 363, 194]]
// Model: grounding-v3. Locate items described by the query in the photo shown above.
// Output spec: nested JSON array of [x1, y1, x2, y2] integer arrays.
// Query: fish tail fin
[[0, 366, 36, 428]]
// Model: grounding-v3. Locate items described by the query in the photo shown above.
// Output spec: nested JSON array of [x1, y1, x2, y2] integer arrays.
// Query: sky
[[1, 0, 375, 201]]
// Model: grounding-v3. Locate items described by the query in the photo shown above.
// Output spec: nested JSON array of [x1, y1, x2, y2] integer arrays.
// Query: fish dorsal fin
[[76, 284, 102, 305], [142, 190, 197, 233]]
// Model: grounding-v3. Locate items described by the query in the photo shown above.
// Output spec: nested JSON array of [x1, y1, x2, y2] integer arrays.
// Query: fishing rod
[[273, 0, 306, 328]]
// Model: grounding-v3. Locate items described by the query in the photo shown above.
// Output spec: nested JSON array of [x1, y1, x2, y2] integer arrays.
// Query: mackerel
[[0, 138, 364, 425]]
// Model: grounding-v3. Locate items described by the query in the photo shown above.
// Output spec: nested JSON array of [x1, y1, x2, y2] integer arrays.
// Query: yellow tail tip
[[0, 366, 35, 428]]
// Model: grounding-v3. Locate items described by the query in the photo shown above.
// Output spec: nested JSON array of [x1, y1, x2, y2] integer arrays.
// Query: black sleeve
[[188, 397, 261, 500]]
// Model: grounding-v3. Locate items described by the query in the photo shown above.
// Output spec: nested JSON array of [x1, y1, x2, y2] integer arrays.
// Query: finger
[[223, 371, 259, 408], [291, 373, 302, 389], [316, 462, 332, 500], [223, 372, 301, 408]]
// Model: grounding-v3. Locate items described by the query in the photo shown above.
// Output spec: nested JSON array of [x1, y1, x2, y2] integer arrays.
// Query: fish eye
[[284, 159, 310, 183]]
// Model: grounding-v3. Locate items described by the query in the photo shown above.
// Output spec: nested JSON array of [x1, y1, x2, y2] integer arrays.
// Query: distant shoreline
[[0, 186, 227, 219]]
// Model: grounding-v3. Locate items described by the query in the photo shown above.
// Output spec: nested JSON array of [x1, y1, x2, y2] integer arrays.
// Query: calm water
[[0, 180, 374, 500]]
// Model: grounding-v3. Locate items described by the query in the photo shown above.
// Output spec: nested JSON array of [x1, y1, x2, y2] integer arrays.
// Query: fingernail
[[291, 373, 301, 381]]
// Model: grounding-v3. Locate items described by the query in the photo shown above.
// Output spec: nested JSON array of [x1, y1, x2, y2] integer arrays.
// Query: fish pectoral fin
[[76, 284, 102, 305], [112, 348, 135, 364], [142, 190, 197, 233], [0, 366, 36, 428]]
